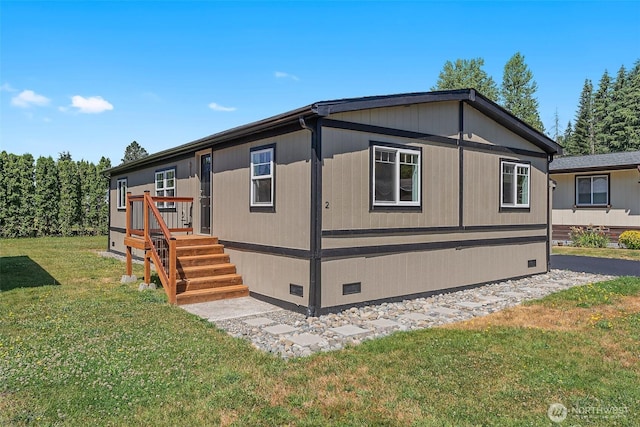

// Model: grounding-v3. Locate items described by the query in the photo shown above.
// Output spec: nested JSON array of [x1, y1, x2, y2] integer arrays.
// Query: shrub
[[569, 225, 610, 248], [619, 230, 640, 250]]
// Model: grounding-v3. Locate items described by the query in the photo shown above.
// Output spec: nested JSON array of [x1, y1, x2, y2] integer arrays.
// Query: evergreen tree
[[77, 160, 97, 234], [560, 121, 574, 154], [57, 154, 81, 236], [121, 141, 149, 164], [16, 154, 36, 237], [0, 152, 7, 237], [2, 154, 21, 237], [500, 52, 545, 132], [34, 156, 60, 236], [593, 70, 613, 152], [610, 61, 640, 151], [96, 157, 112, 234], [551, 108, 562, 143], [432, 58, 499, 101], [572, 79, 595, 155]]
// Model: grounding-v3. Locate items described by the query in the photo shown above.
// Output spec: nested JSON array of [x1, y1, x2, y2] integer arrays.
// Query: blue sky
[[1, 1, 639, 164]]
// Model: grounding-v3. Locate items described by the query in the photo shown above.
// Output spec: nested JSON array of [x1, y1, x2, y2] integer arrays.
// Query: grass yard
[[1, 236, 639, 426], [553, 245, 640, 261]]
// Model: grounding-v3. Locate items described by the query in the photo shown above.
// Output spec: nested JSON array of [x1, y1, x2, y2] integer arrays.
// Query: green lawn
[[553, 245, 640, 261], [1, 236, 639, 426]]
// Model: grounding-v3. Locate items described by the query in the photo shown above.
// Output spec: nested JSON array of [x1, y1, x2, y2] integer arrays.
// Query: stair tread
[[177, 284, 248, 295], [178, 263, 235, 271], [178, 253, 229, 260], [179, 273, 242, 283]]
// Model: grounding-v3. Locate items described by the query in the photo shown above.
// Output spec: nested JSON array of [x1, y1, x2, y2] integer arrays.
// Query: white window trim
[[500, 160, 530, 209], [155, 168, 176, 208], [250, 147, 274, 207], [372, 145, 421, 207], [116, 178, 127, 209], [575, 174, 609, 206]]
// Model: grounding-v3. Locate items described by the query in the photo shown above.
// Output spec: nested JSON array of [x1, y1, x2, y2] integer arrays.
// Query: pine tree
[[432, 58, 499, 101], [608, 65, 630, 152], [57, 154, 81, 236], [572, 79, 595, 155], [77, 160, 97, 234], [593, 70, 613, 153], [2, 153, 21, 237], [551, 108, 562, 143], [620, 60, 640, 151], [561, 121, 574, 154], [500, 52, 545, 132], [121, 141, 149, 164], [34, 156, 60, 236]]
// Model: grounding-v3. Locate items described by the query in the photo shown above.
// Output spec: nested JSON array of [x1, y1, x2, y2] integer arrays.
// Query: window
[[155, 168, 176, 208], [116, 178, 127, 209], [576, 175, 609, 206], [501, 160, 530, 208], [250, 146, 274, 207], [372, 145, 421, 207]]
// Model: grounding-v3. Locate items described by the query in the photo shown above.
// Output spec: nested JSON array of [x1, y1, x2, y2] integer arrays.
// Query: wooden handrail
[[124, 193, 194, 304]]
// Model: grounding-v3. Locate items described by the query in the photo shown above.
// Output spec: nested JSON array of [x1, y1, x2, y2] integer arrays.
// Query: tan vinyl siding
[[552, 169, 640, 228], [225, 249, 308, 307], [462, 103, 546, 153], [463, 150, 547, 226], [329, 101, 460, 138], [212, 131, 310, 249], [322, 228, 547, 249], [321, 242, 547, 308], [321, 127, 459, 231]]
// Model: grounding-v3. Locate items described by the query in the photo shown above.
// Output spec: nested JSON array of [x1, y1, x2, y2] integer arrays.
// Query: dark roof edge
[[550, 164, 640, 174], [104, 104, 317, 176]]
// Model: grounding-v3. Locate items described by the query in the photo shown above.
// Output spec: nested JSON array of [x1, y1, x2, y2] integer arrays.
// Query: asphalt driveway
[[551, 255, 640, 277]]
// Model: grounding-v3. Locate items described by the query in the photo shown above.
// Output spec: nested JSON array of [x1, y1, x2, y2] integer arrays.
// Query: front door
[[199, 153, 211, 234]]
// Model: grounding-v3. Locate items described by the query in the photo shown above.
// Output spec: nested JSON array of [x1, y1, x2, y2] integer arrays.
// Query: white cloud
[[11, 90, 51, 108], [274, 71, 299, 81], [1, 83, 17, 92], [70, 95, 114, 114], [208, 102, 236, 112]]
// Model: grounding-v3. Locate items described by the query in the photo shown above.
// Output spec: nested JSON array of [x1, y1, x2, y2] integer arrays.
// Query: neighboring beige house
[[550, 150, 640, 243], [104, 89, 561, 315]]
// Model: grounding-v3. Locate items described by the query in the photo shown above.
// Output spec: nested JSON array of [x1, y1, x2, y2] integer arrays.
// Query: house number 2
[[325, 202, 330, 209]]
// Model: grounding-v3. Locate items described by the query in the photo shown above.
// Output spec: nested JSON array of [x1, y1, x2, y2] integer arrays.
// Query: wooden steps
[[172, 235, 248, 304]]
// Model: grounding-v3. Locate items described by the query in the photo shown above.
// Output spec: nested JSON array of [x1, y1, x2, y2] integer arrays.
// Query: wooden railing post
[[169, 238, 177, 304], [143, 190, 150, 239], [125, 192, 133, 276]]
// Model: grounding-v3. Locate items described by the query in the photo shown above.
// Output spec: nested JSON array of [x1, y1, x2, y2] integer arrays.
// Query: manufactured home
[[105, 89, 562, 315], [551, 150, 640, 243]]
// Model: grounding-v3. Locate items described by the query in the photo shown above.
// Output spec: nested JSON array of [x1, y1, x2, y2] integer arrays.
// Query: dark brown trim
[[249, 291, 308, 315], [316, 272, 543, 315], [308, 118, 323, 317], [551, 164, 639, 174], [322, 118, 458, 146], [249, 143, 276, 213], [458, 101, 464, 227], [321, 235, 547, 258], [463, 139, 547, 159], [321, 223, 547, 237], [574, 173, 611, 207], [218, 240, 311, 259], [110, 226, 127, 234], [369, 141, 423, 212], [546, 156, 551, 272]]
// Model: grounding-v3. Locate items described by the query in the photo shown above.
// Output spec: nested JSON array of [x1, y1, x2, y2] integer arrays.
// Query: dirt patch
[[446, 296, 640, 332]]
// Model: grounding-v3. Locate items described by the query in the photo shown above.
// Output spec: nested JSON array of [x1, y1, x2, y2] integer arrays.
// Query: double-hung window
[[372, 145, 421, 207], [116, 178, 127, 209], [576, 175, 609, 206], [501, 160, 530, 208], [250, 146, 274, 207], [155, 168, 176, 208]]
